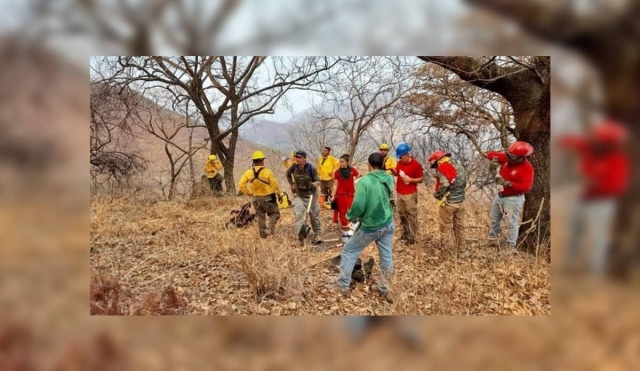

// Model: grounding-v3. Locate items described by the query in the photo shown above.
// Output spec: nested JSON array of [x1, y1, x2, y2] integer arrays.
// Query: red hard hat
[[592, 120, 628, 144], [428, 150, 451, 163], [507, 141, 534, 157]]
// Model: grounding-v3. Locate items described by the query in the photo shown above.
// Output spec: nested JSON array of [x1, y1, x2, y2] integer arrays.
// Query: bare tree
[[102, 56, 339, 195], [311, 57, 419, 162], [418, 56, 550, 252], [90, 81, 146, 192], [135, 92, 210, 200], [408, 62, 516, 153], [464, 0, 640, 274], [30, 0, 338, 55], [288, 115, 346, 162]]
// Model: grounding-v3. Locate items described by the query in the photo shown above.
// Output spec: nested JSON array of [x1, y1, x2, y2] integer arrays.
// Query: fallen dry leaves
[[90, 191, 550, 315]]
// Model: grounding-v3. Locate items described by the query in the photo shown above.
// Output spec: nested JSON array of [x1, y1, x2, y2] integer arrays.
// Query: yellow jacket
[[283, 157, 294, 169], [317, 155, 340, 181], [383, 156, 397, 175], [239, 166, 281, 197], [204, 158, 223, 178]]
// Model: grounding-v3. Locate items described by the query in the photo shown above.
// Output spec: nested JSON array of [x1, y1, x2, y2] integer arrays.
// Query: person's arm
[[346, 182, 367, 222], [311, 166, 321, 188], [386, 157, 397, 175], [238, 171, 251, 196], [434, 171, 450, 199], [507, 163, 535, 193], [402, 162, 424, 183], [486, 151, 508, 165], [331, 172, 338, 199]]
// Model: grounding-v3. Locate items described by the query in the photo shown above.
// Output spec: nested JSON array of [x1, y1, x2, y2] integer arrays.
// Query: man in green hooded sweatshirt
[[332, 152, 396, 303]]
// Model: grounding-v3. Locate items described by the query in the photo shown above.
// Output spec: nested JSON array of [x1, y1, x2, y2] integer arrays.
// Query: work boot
[[370, 284, 394, 304], [405, 239, 416, 246]]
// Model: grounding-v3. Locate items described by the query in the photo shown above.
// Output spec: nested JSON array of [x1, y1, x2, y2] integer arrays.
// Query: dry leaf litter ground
[[90, 190, 550, 315]]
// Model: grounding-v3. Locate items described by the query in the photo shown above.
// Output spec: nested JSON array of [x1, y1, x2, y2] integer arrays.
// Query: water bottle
[[399, 170, 410, 185]]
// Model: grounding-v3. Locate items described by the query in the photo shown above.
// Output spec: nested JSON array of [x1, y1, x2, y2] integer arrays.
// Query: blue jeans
[[565, 199, 617, 275], [488, 194, 525, 247], [338, 221, 395, 293]]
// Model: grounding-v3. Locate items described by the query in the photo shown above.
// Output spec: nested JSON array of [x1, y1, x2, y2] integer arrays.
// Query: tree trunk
[[600, 66, 640, 278]]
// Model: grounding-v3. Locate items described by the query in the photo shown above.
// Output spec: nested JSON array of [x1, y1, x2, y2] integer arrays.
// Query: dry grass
[[90, 190, 550, 315]]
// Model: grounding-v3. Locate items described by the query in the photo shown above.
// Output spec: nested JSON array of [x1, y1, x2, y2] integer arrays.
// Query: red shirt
[[559, 136, 630, 199], [395, 157, 424, 195], [486, 151, 534, 196], [333, 167, 360, 197], [435, 162, 457, 192]]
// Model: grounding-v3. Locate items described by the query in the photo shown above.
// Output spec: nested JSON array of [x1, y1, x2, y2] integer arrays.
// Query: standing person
[[204, 154, 224, 196], [394, 142, 424, 245], [286, 150, 323, 245], [331, 154, 361, 232], [317, 146, 340, 205], [238, 151, 282, 238], [331, 153, 396, 303], [379, 143, 397, 176], [428, 150, 468, 255], [559, 120, 629, 275], [483, 141, 535, 252]]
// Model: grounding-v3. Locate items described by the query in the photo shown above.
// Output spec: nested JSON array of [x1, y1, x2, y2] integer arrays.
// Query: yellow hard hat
[[208, 154, 217, 160], [379, 143, 390, 150], [251, 150, 266, 160]]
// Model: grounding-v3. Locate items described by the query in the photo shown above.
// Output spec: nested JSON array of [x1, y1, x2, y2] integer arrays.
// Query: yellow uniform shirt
[[204, 158, 223, 178], [383, 156, 397, 175], [239, 166, 281, 197], [317, 155, 340, 181]]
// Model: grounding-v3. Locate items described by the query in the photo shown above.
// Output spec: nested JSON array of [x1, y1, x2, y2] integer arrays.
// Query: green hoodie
[[346, 170, 394, 231]]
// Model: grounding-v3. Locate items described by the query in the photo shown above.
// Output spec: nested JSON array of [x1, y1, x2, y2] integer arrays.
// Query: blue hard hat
[[395, 142, 411, 158]]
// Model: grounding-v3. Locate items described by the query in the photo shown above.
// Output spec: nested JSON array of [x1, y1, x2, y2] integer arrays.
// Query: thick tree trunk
[[601, 66, 640, 278]]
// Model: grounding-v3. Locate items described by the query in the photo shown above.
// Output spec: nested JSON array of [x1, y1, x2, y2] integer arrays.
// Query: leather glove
[[495, 177, 512, 187], [433, 192, 441, 200], [489, 158, 500, 172], [276, 194, 283, 203], [291, 185, 297, 194]]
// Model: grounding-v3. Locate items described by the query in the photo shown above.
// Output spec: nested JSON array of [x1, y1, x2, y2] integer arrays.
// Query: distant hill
[[239, 119, 294, 152]]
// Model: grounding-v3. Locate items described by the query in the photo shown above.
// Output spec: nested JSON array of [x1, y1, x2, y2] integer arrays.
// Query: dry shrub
[[90, 273, 121, 315], [134, 286, 188, 315], [231, 236, 308, 300]]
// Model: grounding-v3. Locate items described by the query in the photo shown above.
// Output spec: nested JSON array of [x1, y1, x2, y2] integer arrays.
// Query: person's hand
[[276, 193, 283, 203], [495, 177, 512, 187], [433, 192, 440, 200], [401, 175, 410, 183], [291, 185, 297, 193], [489, 158, 500, 172]]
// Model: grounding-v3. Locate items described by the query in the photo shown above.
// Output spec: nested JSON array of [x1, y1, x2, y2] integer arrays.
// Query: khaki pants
[[397, 192, 419, 242], [253, 195, 281, 238], [320, 179, 334, 198], [438, 201, 466, 250]]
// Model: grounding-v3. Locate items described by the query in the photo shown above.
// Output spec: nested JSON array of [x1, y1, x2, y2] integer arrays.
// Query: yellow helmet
[[379, 143, 390, 150], [251, 150, 266, 160], [208, 154, 217, 160]]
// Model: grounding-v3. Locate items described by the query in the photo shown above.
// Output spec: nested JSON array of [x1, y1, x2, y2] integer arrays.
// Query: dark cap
[[368, 152, 384, 168], [294, 150, 307, 158]]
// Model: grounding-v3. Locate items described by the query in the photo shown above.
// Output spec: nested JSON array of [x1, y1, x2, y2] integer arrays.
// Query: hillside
[[240, 119, 294, 152]]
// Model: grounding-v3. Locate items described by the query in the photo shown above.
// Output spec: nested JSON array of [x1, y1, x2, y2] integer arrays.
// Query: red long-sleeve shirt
[[486, 151, 534, 196], [559, 136, 630, 199]]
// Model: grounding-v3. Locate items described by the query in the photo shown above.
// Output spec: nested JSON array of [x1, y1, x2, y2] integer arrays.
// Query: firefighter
[[428, 150, 468, 255], [330, 154, 361, 232], [204, 154, 224, 196], [559, 120, 630, 275], [238, 151, 282, 238], [286, 150, 323, 245], [317, 146, 340, 206], [394, 142, 424, 245], [483, 141, 535, 252], [379, 143, 397, 176]]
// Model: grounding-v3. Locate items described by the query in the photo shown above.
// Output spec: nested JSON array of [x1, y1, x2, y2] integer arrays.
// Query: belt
[[498, 192, 524, 198]]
